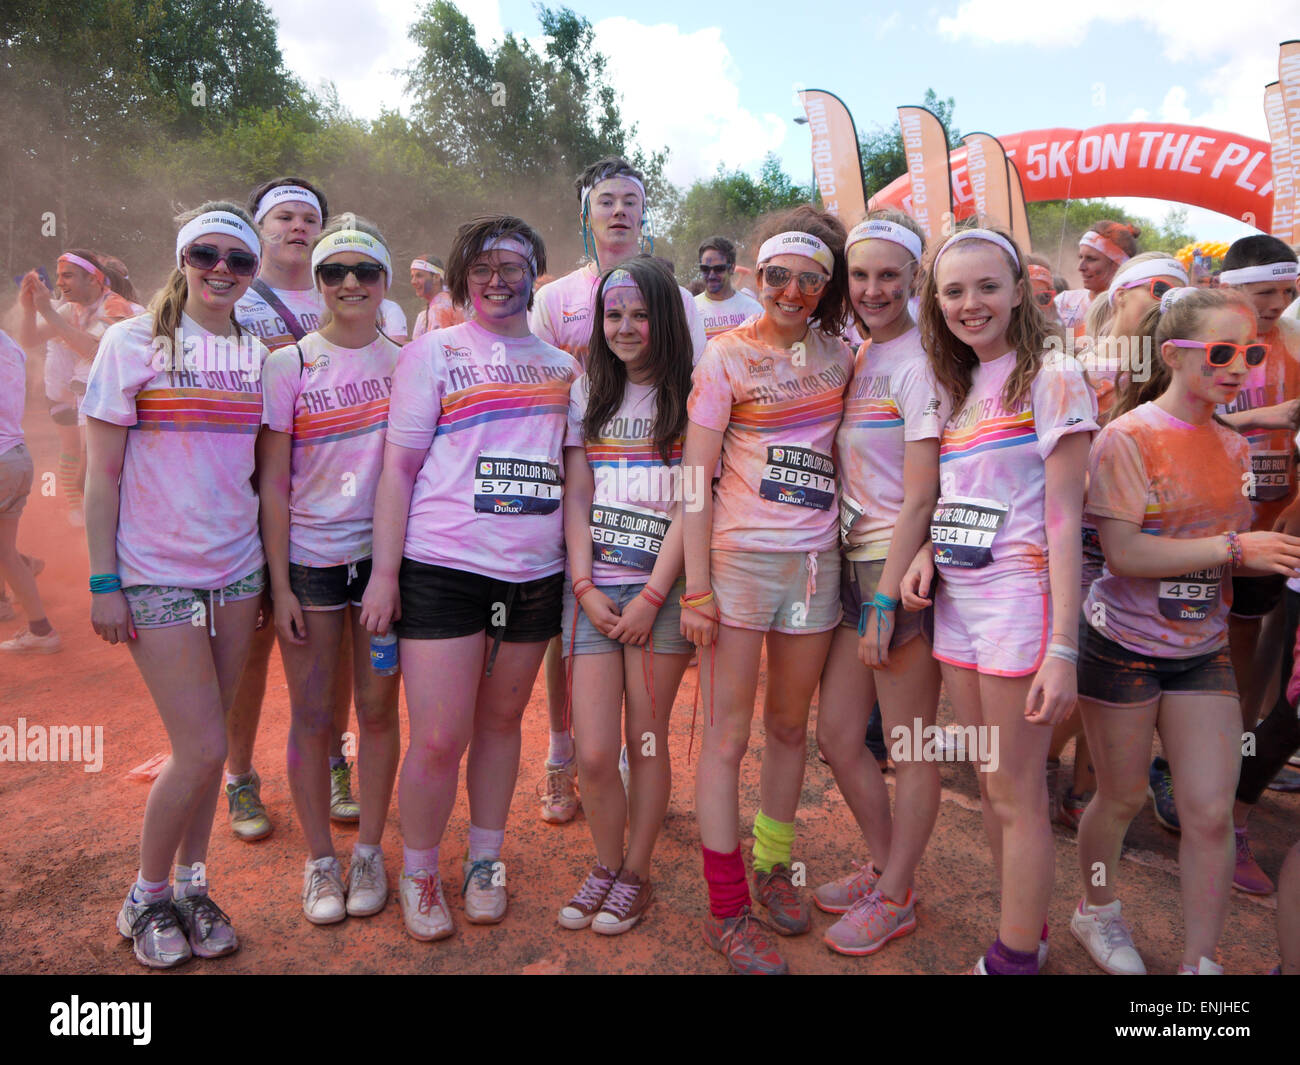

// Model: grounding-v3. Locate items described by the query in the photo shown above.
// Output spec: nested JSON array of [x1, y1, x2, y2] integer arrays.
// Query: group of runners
[[2, 155, 1299, 976]]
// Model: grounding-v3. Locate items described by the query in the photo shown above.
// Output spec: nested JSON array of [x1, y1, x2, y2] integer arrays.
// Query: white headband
[[580, 174, 647, 216], [1107, 258, 1189, 306], [411, 258, 444, 277], [482, 235, 537, 275], [254, 185, 323, 224], [844, 220, 923, 262], [1220, 262, 1299, 286], [757, 231, 834, 274], [310, 229, 392, 290], [175, 212, 261, 269], [58, 253, 105, 283], [934, 228, 1020, 271], [602, 268, 640, 297], [1079, 229, 1130, 265], [1159, 286, 1197, 314]]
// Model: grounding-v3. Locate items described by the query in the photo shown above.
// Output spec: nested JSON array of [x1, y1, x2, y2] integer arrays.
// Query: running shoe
[[1267, 766, 1300, 792], [346, 849, 389, 917], [1232, 828, 1274, 895], [1147, 757, 1180, 833], [538, 758, 579, 824], [116, 892, 191, 969], [1178, 956, 1224, 975], [329, 761, 361, 823], [754, 863, 811, 935], [0, 626, 62, 654], [558, 863, 617, 930], [225, 770, 272, 841], [172, 892, 239, 958], [702, 908, 788, 975], [302, 857, 347, 924], [812, 860, 881, 914], [399, 869, 454, 941], [593, 869, 653, 935], [462, 857, 507, 924], [824, 889, 916, 957], [1056, 790, 1092, 832], [1069, 898, 1146, 975]]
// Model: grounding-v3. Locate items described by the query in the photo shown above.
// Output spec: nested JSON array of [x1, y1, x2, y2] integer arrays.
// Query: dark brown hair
[[750, 205, 850, 338], [582, 256, 692, 465], [1089, 219, 1140, 259], [446, 215, 547, 311]]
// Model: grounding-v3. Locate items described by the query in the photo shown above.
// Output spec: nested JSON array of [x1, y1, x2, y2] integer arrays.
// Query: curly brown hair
[[748, 205, 850, 338]]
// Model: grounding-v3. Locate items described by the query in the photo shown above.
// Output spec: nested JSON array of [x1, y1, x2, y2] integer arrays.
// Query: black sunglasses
[[316, 262, 386, 286], [699, 263, 729, 276], [183, 243, 258, 278]]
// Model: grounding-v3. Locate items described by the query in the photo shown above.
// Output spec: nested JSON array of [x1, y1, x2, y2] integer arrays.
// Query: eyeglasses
[[316, 262, 386, 286], [699, 263, 729, 276], [1033, 291, 1054, 307], [1120, 278, 1174, 300], [183, 243, 258, 278], [468, 263, 529, 284], [1166, 339, 1269, 368], [761, 265, 829, 296]]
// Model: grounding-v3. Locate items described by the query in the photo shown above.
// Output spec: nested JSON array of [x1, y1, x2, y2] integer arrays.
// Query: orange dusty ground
[[0, 399, 1293, 976]]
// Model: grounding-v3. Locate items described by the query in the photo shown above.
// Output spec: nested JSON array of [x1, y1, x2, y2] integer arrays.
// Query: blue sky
[[266, 0, 1289, 249]]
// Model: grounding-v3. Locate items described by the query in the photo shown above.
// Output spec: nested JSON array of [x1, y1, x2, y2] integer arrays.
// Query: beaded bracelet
[[1225, 530, 1243, 568], [639, 585, 666, 608], [89, 573, 122, 594]]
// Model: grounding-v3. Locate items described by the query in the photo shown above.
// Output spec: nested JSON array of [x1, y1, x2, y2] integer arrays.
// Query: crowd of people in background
[[2, 157, 1299, 976]]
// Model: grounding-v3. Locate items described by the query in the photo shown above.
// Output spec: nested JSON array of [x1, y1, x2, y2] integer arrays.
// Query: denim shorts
[[560, 578, 692, 657], [289, 558, 372, 611], [1077, 621, 1237, 706]]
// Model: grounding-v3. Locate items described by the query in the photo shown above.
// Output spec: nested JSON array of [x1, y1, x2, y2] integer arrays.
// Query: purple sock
[[404, 845, 439, 877], [984, 936, 1039, 975]]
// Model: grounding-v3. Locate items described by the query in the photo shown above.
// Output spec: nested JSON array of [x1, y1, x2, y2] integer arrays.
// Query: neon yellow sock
[[752, 810, 795, 874]]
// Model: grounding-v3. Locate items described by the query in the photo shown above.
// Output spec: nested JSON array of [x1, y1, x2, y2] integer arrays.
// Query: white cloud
[[590, 17, 789, 187], [874, 11, 902, 37]]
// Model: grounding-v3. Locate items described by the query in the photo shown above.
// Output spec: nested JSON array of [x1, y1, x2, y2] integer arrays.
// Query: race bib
[[473, 454, 561, 515], [1250, 450, 1292, 502], [590, 502, 669, 571], [931, 498, 1009, 569], [1157, 566, 1223, 622], [839, 493, 866, 545], [758, 445, 835, 511]]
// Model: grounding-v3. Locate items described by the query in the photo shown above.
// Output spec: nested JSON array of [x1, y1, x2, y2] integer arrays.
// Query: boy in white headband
[[410, 255, 463, 338], [528, 156, 707, 826]]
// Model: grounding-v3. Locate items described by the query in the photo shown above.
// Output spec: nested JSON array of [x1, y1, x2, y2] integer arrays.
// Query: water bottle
[[370, 630, 399, 676]]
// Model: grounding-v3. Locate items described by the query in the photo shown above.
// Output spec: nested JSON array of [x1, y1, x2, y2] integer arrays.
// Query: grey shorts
[[0, 445, 33, 518], [711, 547, 841, 634], [560, 578, 693, 657], [838, 557, 929, 649]]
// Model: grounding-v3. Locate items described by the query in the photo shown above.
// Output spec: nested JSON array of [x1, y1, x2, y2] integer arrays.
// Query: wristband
[[639, 585, 666, 608], [1225, 531, 1243, 568], [1046, 645, 1078, 665], [872, 592, 899, 612], [89, 573, 122, 593], [680, 590, 715, 607]]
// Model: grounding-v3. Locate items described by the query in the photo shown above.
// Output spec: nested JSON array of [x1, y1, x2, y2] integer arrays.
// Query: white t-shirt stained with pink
[[836, 328, 949, 561], [933, 351, 1098, 597], [386, 320, 579, 582], [261, 332, 400, 567], [81, 313, 268, 589], [530, 263, 708, 364], [687, 320, 854, 553], [0, 330, 27, 455]]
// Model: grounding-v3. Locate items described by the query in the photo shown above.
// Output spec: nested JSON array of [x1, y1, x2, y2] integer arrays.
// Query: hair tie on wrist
[[89, 573, 122, 594], [639, 585, 666, 608], [872, 592, 899, 612], [1046, 645, 1079, 665]]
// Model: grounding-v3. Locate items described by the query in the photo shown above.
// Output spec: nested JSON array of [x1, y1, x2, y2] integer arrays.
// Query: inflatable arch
[[869, 123, 1275, 230]]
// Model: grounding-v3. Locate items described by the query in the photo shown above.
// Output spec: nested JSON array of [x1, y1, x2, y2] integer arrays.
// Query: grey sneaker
[[330, 762, 361, 823], [172, 892, 239, 958], [225, 770, 272, 841], [116, 892, 191, 969]]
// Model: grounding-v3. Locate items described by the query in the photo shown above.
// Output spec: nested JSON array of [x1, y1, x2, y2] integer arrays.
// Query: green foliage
[[1025, 200, 1194, 270], [858, 88, 961, 200]]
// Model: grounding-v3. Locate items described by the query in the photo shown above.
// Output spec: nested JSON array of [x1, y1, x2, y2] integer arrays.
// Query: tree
[[857, 88, 961, 200], [1025, 200, 1193, 272]]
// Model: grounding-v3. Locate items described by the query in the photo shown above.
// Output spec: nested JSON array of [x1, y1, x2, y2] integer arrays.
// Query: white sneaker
[[1178, 955, 1224, 974], [399, 869, 454, 941], [346, 849, 388, 917], [0, 627, 62, 654], [1070, 898, 1146, 975], [462, 857, 507, 924], [302, 857, 347, 925]]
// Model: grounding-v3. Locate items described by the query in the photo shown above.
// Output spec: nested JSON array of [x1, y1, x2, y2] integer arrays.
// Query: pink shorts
[[932, 589, 1049, 678]]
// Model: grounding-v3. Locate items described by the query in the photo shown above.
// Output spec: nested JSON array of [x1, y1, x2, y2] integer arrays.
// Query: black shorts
[[1229, 574, 1285, 619], [395, 559, 563, 642], [837, 557, 930, 649], [1077, 621, 1237, 706], [289, 558, 372, 610]]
